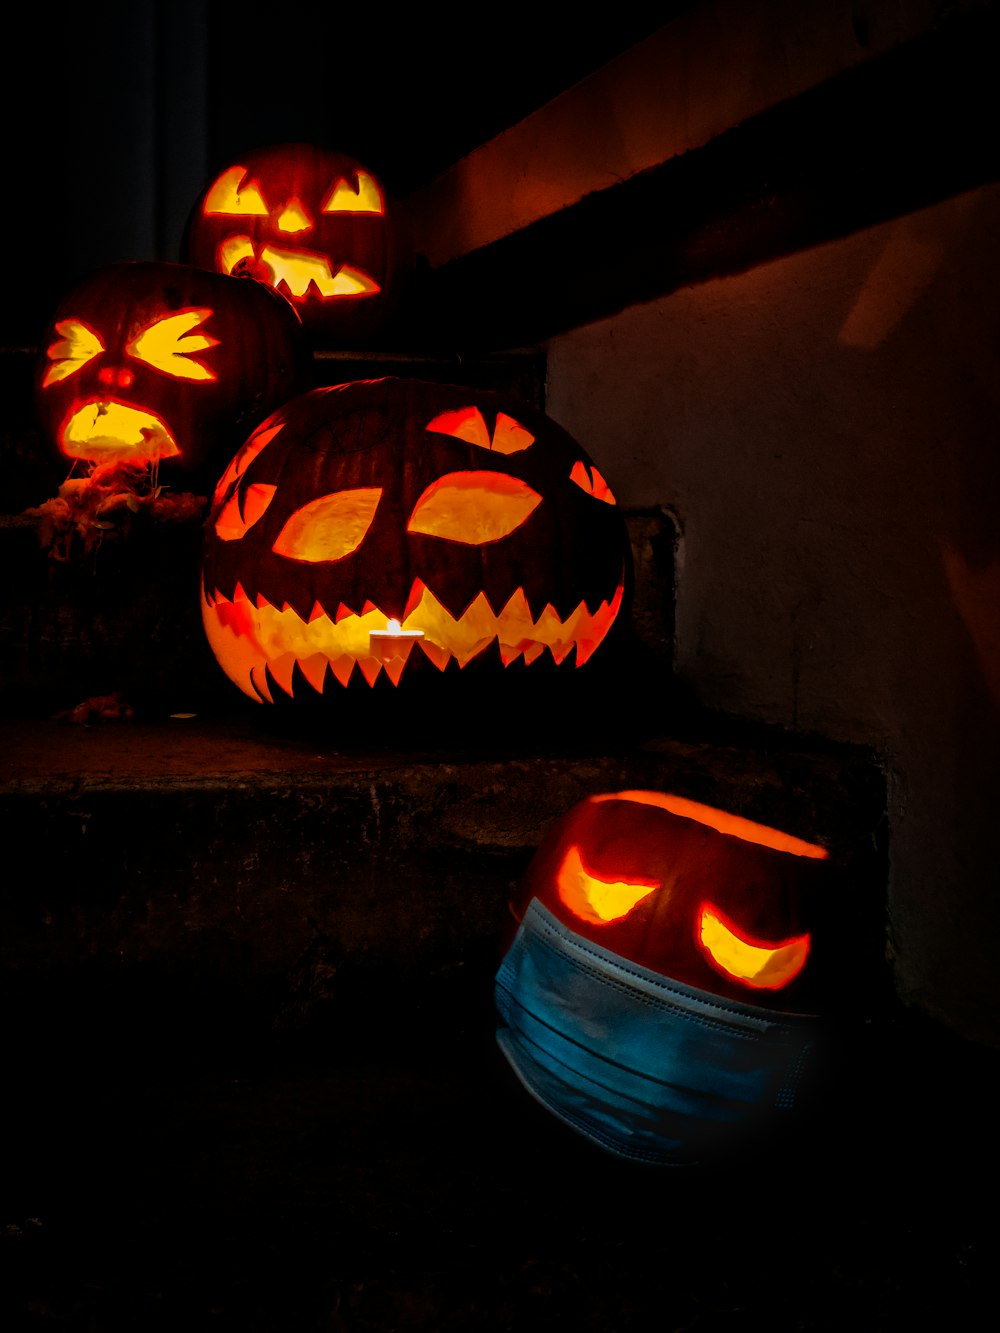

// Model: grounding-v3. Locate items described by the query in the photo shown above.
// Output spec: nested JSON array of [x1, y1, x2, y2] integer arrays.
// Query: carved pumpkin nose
[[277, 198, 312, 233], [98, 366, 134, 389]]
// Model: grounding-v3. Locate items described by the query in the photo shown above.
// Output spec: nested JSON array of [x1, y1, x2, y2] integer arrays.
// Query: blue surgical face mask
[[495, 898, 823, 1168]]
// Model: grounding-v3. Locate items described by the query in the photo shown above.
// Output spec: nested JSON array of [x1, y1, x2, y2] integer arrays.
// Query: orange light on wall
[[181, 143, 414, 347], [200, 377, 631, 706]]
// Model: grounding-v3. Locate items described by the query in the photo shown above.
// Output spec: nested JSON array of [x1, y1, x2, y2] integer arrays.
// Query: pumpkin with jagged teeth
[[199, 376, 631, 705]]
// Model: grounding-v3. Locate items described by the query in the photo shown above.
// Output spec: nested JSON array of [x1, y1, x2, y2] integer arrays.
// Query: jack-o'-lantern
[[512, 789, 830, 1006], [34, 261, 309, 484], [200, 377, 630, 717], [181, 143, 414, 346], [495, 790, 834, 1166]]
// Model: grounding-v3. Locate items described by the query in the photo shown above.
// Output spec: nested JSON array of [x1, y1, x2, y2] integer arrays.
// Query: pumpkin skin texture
[[200, 377, 631, 721], [511, 790, 832, 1013], [181, 142, 414, 347], [34, 261, 309, 485]]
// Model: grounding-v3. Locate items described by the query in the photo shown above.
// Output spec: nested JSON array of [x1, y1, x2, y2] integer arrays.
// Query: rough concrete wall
[[545, 184, 1000, 1047]]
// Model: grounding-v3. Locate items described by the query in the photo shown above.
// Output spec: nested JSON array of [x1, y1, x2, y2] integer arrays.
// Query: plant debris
[[23, 460, 208, 562], [53, 692, 136, 725]]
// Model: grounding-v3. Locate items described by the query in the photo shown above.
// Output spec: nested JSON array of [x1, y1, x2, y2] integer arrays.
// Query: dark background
[[3, 1, 682, 345]]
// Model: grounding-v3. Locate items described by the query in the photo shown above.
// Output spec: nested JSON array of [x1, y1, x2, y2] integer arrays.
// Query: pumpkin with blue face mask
[[199, 376, 631, 712], [495, 790, 834, 1166]]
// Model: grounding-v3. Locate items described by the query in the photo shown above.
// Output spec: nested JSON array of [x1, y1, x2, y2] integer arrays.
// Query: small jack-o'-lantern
[[181, 143, 414, 346], [34, 261, 309, 482], [495, 790, 833, 1166], [200, 377, 630, 713]]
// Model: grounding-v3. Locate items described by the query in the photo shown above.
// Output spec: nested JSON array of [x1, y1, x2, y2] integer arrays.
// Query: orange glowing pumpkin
[[200, 376, 630, 711], [181, 142, 414, 347], [511, 790, 831, 1010], [34, 261, 309, 484]]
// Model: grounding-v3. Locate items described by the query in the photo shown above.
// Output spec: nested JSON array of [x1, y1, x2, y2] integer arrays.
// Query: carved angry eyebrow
[[426, 406, 535, 455]]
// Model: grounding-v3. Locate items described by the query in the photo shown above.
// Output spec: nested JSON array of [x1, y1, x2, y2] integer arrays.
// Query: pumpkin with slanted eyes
[[181, 142, 414, 346], [511, 789, 831, 1008], [34, 260, 309, 483], [495, 789, 834, 1165], [199, 376, 630, 711]]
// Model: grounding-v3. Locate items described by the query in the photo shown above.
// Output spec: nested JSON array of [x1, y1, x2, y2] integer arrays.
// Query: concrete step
[[3, 994, 995, 1332], [1, 701, 888, 1056]]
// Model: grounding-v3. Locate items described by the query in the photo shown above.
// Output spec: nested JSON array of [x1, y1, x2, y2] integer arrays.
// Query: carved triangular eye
[[127, 309, 219, 381], [214, 485, 277, 541], [273, 488, 383, 562], [557, 843, 660, 924], [570, 460, 617, 504], [212, 425, 284, 508], [321, 171, 384, 215], [426, 406, 535, 455], [42, 318, 105, 386], [407, 471, 541, 544], [697, 902, 811, 990], [203, 165, 269, 216]]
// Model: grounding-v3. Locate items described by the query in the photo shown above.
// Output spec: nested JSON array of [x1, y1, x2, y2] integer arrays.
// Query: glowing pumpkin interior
[[200, 380, 630, 704]]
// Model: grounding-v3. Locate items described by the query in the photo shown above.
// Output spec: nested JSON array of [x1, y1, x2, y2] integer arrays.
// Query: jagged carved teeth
[[203, 579, 624, 699], [219, 236, 378, 298]]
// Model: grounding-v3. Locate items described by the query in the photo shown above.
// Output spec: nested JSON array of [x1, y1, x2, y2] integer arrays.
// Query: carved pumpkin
[[511, 789, 830, 1008], [495, 790, 834, 1165], [34, 260, 309, 483], [181, 142, 414, 346], [200, 377, 630, 713]]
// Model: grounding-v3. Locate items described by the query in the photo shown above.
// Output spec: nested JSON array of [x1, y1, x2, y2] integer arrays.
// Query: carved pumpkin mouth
[[201, 574, 625, 702], [60, 399, 180, 464], [218, 235, 379, 301]]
